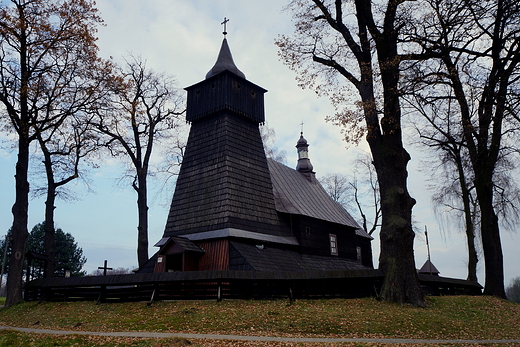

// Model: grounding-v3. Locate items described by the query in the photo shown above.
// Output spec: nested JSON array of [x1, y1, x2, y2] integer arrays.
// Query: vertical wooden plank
[[198, 239, 229, 270]]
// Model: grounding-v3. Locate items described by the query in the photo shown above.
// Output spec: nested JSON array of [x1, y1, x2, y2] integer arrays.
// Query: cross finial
[[300, 121, 305, 134], [221, 17, 229, 36]]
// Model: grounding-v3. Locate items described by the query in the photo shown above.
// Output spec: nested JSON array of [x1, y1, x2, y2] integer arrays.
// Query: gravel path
[[2, 325, 520, 344]]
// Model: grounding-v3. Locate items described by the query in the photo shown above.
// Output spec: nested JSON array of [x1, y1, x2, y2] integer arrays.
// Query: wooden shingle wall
[[164, 112, 283, 237]]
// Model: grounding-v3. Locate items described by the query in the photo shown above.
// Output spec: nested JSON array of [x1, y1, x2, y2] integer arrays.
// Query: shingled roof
[[267, 158, 371, 239], [418, 259, 440, 275], [163, 114, 283, 238], [205, 38, 246, 79], [230, 241, 371, 272]]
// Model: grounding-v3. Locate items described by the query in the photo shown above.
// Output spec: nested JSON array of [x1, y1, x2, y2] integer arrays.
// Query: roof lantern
[[296, 132, 314, 174]]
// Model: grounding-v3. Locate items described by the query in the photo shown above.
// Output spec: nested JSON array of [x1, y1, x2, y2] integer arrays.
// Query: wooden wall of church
[[197, 239, 229, 271], [292, 215, 365, 263], [357, 237, 374, 268]]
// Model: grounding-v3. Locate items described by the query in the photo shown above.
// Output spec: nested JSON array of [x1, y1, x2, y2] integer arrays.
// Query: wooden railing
[[25, 269, 383, 303]]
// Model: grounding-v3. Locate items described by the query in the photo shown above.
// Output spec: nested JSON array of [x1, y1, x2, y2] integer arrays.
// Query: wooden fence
[[25, 269, 383, 303], [24, 270, 481, 304]]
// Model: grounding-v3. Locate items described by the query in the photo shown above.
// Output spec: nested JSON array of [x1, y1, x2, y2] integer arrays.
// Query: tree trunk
[[136, 170, 149, 267], [6, 20, 30, 306], [466, 226, 478, 283], [41, 141, 57, 278], [370, 9, 424, 305], [5, 135, 30, 307], [454, 149, 478, 282], [476, 178, 505, 297], [44, 183, 57, 278], [371, 137, 424, 306]]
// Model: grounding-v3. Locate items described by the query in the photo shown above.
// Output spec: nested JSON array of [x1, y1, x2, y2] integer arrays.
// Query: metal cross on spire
[[300, 121, 305, 134], [221, 17, 229, 36]]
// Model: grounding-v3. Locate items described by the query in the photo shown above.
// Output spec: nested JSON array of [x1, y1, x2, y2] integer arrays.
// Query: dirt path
[[2, 325, 520, 344]]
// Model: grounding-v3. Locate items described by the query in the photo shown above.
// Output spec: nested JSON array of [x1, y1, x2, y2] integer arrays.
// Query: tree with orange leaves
[[0, 0, 113, 307]]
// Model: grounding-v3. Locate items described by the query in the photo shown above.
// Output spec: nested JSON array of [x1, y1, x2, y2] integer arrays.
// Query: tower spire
[[205, 32, 245, 79], [296, 131, 314, 176]]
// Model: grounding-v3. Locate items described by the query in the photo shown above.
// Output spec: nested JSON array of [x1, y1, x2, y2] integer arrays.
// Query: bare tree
[[92, 56, 185, 268], [351, 154, 381, 236], [320, 173, 350, 207], [260, 123, 287, 164], [32, 113, 102, 278], [320, 154, 381, 237], [406, 0, 520, 297], [506, 277, 520, 303], [0, 0, 108, 306], [409, 100, 481, 281], [277, 0, 428, 305]]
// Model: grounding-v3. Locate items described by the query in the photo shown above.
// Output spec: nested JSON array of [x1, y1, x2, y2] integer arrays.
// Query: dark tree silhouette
[[0, 0, 110, 307], [506, 277, 520, 303], [0, 223, 87, 280], [406, 0, 520, 297]]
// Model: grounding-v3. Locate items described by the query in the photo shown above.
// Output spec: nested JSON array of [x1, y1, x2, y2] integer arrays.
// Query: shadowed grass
[[0, 296, 519, 343], [0, 330, 191, 346]]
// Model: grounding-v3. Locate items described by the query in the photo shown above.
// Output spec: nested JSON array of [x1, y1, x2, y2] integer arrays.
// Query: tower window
[[357, 246, 362, 263], [329, 234, 338, 256], [305, 226, 311, 234]]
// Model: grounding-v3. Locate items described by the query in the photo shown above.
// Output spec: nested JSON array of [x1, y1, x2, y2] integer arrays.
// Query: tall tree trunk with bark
[[6, 135, 30, 307], [41, 143, 57, 278], [135, 168, 149, 267], [453, 150, 478, 282], [475, 171, 505, 297], [277, 0, 425, 305], [365, 0, 424, 305], [5, 14, 30, 306], [371, 137, 421, 304]]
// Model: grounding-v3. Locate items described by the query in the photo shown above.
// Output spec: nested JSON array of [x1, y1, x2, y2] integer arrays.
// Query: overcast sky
[[0, 0, 518, 286]]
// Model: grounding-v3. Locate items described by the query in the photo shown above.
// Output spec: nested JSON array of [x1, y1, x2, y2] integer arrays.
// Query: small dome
[[205, 38, 245, 79], [296, 132, 313, 173], [296, 132, 308, 146]]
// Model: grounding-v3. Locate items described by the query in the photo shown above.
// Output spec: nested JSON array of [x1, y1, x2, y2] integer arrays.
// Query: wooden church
[[138, 37, 374, 274], [25, 35, 482, 302]]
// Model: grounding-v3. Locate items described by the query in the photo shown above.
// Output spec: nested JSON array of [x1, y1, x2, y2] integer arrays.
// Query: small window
[[356, 246, 362, 263], [305, 226, 311, 234], [329, 234, 338, 256]]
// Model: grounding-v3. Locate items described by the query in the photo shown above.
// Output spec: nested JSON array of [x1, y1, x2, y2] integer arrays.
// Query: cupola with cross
[[296, 132, 314, 176]]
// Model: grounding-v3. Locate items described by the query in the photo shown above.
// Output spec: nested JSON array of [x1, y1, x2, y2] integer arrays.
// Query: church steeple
[[185, 38, 266, 124], [205, 38, 245, 79], [296, 132, 314, 175], [164, 35, 281, 240]]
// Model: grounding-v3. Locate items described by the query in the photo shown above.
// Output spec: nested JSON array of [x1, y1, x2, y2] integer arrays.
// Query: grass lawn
[[0, 296, 519, 346]]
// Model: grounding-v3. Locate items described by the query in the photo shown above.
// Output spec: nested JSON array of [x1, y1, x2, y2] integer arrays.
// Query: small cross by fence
[[98, 260, 113, 276]]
